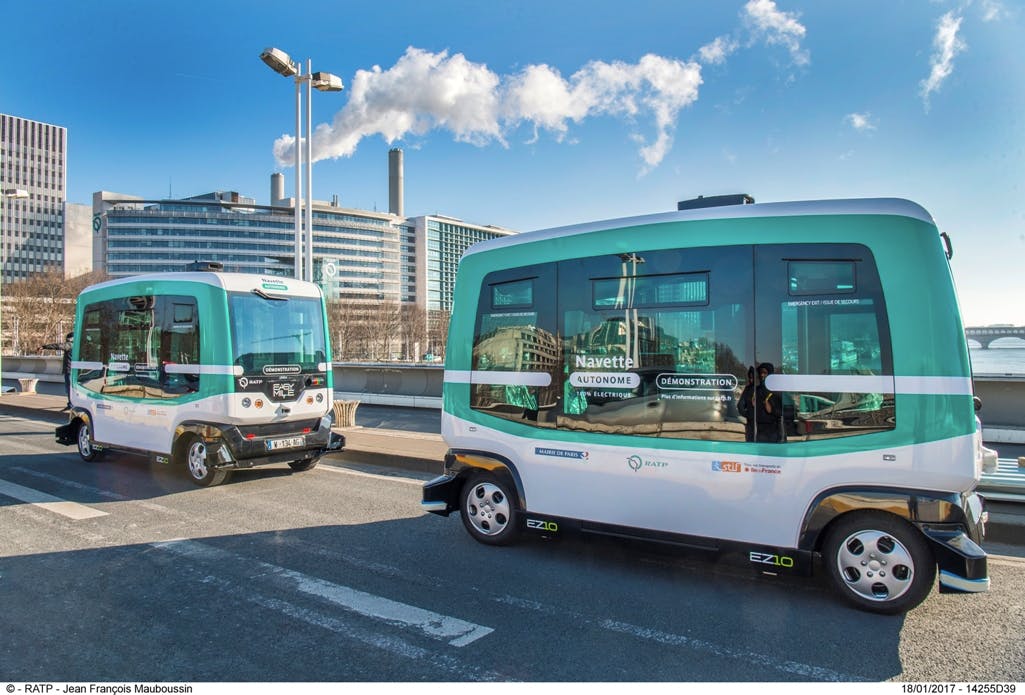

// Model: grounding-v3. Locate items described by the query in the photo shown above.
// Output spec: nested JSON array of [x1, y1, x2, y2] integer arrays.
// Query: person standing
[[40, 332, 73, 410], [739, 362, 783, 443]]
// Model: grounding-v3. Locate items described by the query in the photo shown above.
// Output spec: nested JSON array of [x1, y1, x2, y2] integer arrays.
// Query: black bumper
[[422, 472, 460, 516], [210, 420, 345, 469]]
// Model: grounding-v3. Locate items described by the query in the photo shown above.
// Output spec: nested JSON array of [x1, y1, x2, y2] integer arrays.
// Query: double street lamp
[[1, 187, 29, 394], [260, 47, 343, 283]]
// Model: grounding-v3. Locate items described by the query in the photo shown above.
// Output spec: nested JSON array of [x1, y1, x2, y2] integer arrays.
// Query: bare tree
[[3, 269, 106, 355], [427, 310, 449, 360], [326, 299, 446, 362], [400, 304, 428, 360]]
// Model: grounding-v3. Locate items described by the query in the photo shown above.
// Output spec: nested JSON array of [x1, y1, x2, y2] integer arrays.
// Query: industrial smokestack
[[271, 173, 285, 206], [388, 148, 404, 217]]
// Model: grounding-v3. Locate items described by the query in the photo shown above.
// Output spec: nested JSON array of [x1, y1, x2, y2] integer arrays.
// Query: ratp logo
[[627, 455, 669, 472]]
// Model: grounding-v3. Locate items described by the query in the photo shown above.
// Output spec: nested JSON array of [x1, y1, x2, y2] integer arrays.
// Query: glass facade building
[[95, 189, 514, 312], [413, 215, 516, 313]]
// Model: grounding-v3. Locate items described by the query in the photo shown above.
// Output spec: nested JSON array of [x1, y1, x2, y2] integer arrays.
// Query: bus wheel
[[76, 419, 100, 462], [179, 435, 228, 487], [460, 471, 519, 546], [288, 458, 319, 472], [823, 511, 935, 614]]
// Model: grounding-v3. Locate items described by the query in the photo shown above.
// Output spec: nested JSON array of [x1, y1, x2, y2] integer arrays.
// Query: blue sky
[[3, 0, 1024, 326]]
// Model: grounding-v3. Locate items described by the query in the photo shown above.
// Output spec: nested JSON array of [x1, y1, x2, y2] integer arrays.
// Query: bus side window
[[161, 299, 201, 394], [756, 246, 895, 441], [470, 268, 559, 428], [77, 306, 106, 392], [557, 247, 751, 441]]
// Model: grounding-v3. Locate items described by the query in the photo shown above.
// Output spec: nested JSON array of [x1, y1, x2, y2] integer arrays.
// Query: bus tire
[[460, 470, 519, 546], [179, 435, 228, 487], [288, 458, 319, 472], [76, 419, 100, 462], [823, 511, 935, 614]]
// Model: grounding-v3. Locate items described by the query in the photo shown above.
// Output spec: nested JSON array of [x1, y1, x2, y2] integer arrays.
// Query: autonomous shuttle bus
[[56, 264, 343, 486], [422, 197, 991, 614]]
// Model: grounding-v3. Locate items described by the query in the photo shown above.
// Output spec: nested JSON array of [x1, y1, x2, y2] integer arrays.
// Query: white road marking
[[151, 539, 493, 646], [320, 463, 428, 486], [601, 619, 862, 682], [0, 478, 109, 520]]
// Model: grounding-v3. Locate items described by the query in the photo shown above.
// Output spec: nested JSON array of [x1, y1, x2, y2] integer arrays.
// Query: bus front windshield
[[229, 292, 328, 374]]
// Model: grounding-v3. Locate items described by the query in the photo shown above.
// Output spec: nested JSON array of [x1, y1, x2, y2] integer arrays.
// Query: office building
[[93, 151, 516, 314], [410, 214, 515, 313], [0, 113, 70, 282]]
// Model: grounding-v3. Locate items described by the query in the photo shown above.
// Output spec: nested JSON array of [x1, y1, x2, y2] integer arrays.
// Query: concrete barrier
[[1, 355, 64, 383]]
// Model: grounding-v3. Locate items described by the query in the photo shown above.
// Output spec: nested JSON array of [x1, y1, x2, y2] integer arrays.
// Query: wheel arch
[[799, 486, 972, 553], [444, 449, 527, 511]]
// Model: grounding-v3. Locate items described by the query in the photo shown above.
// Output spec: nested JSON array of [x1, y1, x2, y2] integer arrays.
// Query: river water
[[970, 347, 1025, 376]]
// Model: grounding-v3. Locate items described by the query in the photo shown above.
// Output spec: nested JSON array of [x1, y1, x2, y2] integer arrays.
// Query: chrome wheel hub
[[836, 529, 915, 602], [78, 425, 91, 457], [187, 442, 209, 480], [466, 481, 510, 536]]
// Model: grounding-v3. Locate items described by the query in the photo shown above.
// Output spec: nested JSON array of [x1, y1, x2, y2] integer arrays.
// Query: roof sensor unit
[[677, 194, 755, 211]]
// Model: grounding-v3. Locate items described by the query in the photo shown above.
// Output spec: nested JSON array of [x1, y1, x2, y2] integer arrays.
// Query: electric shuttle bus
[[56, 263, 343, 486], [422, 197, 991, 614]]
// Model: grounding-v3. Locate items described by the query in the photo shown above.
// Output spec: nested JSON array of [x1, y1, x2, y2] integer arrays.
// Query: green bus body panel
[[73, 278, 235, 403], [320, 296, 334, 390], [444, 210, 975, 455]]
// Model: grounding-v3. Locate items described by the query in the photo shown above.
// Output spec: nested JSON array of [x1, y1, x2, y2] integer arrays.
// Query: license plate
[[266, 436, 305, 451]]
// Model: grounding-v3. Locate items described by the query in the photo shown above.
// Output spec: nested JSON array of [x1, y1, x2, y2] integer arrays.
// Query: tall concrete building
[[0, 114, 70, 282]]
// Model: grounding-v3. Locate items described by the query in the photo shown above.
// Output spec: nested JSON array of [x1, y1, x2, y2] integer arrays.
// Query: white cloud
[[980, 0, 1005, 22], [844, 112, 877, 132], [742, 0, 810, 66], [272, 4, 809, 173], [920, 11, 967, 109], [697, 36, 739, 65], [275, 47, 702, 173]]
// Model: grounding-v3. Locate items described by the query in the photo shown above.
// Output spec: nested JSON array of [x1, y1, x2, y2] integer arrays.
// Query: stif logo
[[712, 460, 743, 473]]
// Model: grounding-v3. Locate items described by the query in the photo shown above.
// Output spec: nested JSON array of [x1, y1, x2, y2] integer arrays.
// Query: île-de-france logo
[[627, 455, 669, 472]]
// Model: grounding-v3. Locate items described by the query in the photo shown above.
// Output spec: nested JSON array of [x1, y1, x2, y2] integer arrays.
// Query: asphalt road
[[2, 411, 1024, 683]]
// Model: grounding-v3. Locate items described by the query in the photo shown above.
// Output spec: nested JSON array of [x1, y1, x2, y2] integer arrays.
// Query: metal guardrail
[[979, 458, 1025, 503]]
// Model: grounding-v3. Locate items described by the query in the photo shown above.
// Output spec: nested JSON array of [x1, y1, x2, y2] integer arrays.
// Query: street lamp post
[[1, 187, 30, 394], [260, 47, 343, 283]]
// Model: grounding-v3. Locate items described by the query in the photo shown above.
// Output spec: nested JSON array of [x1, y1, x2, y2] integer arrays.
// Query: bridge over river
[[965, 326, 1025, 349]]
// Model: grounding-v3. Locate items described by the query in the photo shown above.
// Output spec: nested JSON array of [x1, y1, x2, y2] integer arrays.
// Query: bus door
[[544, 245, 754, 534], [753, 244, 896, 445]]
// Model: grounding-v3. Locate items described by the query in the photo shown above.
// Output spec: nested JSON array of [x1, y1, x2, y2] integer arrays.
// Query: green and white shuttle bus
[[422, 197, 991, 614], [56, 264, 343, 486]]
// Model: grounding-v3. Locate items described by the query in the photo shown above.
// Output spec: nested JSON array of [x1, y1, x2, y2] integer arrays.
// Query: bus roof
[[79, 272, 323, 298], [463, 197, 935, 258]]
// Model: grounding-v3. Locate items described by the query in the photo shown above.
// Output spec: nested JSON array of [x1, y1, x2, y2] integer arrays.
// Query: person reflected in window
[[738, 366, 757, 441], [40, 332, 74, 410], [739, 362, 783, 442]]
